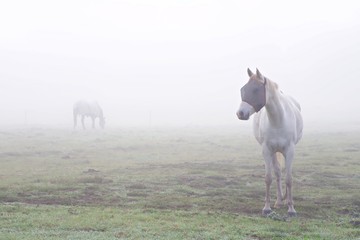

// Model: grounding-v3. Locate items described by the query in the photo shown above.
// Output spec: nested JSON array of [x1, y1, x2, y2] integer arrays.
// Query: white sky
[[1, 0, 360, 127]]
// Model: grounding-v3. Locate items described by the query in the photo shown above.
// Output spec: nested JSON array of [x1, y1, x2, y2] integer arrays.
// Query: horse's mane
[[266, 78, 279, 92], [250, 75, 279, 92]]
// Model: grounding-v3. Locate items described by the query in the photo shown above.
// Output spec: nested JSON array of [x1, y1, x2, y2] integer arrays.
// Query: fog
[[1, 0, 360, 128]]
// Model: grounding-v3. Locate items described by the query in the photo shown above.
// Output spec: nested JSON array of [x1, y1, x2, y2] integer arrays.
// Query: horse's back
[[74, 101, 90, 115], [73, 100, 102, 117], [287, 95, 303, 144]]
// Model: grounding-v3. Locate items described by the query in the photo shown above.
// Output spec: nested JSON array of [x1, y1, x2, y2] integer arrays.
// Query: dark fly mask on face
[[240, 79, 266, 112]]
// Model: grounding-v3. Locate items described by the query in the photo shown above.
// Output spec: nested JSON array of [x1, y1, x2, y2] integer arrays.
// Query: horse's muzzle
[[237, 101, 255, 120], [237, 110, 250, 120]]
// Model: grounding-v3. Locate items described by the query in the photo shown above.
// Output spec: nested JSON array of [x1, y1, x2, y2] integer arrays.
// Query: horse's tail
[[276, 152, 288, 201], [276, 152, 285, 170]]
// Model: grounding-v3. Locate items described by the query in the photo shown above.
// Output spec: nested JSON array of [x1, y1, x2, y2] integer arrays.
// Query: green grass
[[0, 126, 359, 239]]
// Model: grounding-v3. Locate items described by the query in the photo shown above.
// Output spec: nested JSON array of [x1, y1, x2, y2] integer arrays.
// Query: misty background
[[1, 0, 360, 128]]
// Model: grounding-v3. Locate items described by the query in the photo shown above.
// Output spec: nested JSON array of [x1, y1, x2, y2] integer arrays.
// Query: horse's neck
[[265, 80, 284, 127]]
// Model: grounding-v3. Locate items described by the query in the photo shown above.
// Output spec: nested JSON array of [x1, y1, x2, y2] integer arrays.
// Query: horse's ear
[[256, 68, 266, 84], [256, 68, 263, 79], [247, 68, 254, 77]]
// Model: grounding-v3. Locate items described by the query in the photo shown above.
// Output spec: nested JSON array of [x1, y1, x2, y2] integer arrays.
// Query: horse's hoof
[[262, 209, 272, 215], [288, 211, 297, 217]]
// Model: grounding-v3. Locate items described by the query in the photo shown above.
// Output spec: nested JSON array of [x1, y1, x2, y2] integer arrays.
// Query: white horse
[[236, 68, 303, 216], [73, 100, 105, 129]]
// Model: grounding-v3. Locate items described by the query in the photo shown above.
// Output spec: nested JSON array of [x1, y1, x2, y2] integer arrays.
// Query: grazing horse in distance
[[236, 68, 303, 216], [73, 100, 105, 130]]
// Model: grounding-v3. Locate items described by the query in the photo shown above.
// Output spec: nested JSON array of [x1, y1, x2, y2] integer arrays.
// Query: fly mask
[[240, 78, 266, 112]]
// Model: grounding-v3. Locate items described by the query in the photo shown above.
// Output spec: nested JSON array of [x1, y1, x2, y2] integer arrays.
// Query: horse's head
[[100, 117, 105, 129], [237, 68, 266, 120]]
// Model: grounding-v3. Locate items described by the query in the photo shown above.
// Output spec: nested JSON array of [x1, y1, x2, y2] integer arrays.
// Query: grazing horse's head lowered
[[237, 68, 266, 120]]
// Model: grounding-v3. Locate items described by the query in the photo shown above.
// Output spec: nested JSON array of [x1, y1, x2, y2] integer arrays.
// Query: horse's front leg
[[284, 144, 296, 216], [262, 145, 274, 215]]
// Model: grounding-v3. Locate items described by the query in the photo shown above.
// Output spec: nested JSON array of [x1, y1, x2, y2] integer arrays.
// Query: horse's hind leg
[[284, 144, 296, 216]]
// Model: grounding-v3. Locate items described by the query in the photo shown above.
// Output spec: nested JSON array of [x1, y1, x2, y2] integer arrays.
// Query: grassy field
[[0, 126, 359, 239]]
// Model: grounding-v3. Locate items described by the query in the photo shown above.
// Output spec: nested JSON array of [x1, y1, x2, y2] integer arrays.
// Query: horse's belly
[[266, 135, 291, 152]]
